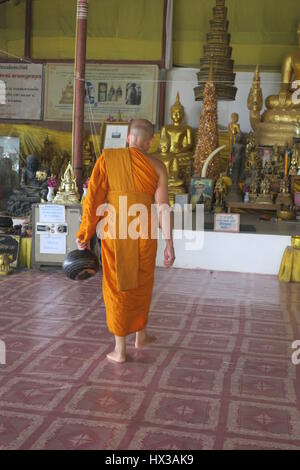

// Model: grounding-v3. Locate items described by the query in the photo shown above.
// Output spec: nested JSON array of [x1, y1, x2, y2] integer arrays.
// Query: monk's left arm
[[76, 155, 108, 243]]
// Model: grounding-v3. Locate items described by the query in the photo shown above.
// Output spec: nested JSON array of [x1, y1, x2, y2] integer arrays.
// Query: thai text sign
[[0, 63, 43, 120]]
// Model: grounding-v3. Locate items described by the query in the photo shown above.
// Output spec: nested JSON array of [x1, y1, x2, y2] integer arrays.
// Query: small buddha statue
[[249, 179, 258, 202], [0, 254, 13, 276], [245, 132, 256, 159], [257, 177, 272, 203], [289, 147, 299, 175], [214, 176, 226, 212], [53, 162, 80, 204], [245, 148, 262, 179], [228, 113, 240, 155], [276, 177, 293, 211]]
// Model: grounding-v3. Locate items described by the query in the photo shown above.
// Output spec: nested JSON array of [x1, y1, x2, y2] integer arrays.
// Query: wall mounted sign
[[0, 63, 43, 120], [44, 63, 158, 124]]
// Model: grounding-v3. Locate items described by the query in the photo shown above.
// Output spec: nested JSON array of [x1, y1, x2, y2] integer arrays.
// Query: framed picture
[[99, 122, 129, 152], [190, 178, 214, 211], [44, 63, 158, 123]]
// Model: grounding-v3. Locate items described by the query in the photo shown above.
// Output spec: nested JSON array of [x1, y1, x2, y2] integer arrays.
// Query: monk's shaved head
[[129, 119, 154, 140], [127, 118, 154, 153]]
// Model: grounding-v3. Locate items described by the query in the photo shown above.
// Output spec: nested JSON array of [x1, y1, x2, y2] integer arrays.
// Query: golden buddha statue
[[289, 147, 299, 175], [249, 180, 258, 202], [159, 92, 193, 179], [256, 177, 272, 203], [0, 254, 13, 276], [214, 176, 227, 212], [249, 24, 300, 145], [53, 161, 80, 204], [228, 113, 240, 154], [265, 24, 300, 120]]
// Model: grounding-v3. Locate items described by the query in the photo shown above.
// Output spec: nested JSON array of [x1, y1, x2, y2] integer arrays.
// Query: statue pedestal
[[255, 122, 296, 147]]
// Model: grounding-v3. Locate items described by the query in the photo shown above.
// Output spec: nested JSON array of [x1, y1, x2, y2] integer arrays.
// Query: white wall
[[156, 230, 290, 275], [165, 68, 281, 133]]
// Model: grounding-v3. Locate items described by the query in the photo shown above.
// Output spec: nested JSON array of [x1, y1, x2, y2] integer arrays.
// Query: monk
[[76, 119, 175, 363]]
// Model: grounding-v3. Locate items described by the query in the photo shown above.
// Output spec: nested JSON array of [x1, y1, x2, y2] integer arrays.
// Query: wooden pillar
[[159, 0, 168, 128], [72, 0, 88, 187], [24, 0, 32, 58]]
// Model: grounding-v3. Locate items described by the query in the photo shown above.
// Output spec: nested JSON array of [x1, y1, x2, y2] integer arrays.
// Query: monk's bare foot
[[106, 350, 126, 363], [135, 332, 157, 348]]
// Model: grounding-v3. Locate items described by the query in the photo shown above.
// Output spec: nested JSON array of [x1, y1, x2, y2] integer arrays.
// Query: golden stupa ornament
[[53, 162, 80, 205], [194, 0, 237, 101], [193, 62, 220, 179]]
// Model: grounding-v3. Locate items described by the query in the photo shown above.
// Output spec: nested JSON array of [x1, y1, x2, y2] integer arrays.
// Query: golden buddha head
[[231, 113, 239, 124], [171, 92, 184, 125]]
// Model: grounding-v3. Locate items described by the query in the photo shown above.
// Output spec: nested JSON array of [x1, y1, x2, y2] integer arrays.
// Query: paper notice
[[39, 204, 65, 223], [40, 234, 66, 254]]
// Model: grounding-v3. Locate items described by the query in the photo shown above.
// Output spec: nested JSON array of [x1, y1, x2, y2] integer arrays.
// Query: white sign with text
[[214, 213, 240, 233]]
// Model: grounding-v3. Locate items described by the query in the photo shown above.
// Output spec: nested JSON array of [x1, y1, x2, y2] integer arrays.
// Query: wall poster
[[44, 63, 158, 124], [0, 63, 43, 120]]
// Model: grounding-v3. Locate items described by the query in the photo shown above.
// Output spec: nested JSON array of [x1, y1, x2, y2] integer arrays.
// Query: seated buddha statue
[[159, 92, 193, 180], [263, 23, 300, 124], [53, 162, 80, 204]]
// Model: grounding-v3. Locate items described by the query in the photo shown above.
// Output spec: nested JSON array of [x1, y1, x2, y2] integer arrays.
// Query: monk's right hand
[[76, 238, 90, 251], [164, 243, 175, 268]]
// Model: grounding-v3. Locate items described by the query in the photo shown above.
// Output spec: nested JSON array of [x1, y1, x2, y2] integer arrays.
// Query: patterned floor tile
[[190, 317, 240, 335], [128, 426, 215, 450], [65, 385, 145, 419], [223, 437, 300, 450], [170, 350, 230, 372], [244, 320, 294, 340], [159, 366, 224, 395], [144, 392, 220, 431], [181, 332, 236, 352], [240, 338, 292, 358], [0, 410, 43, 450], [0, 267, 299, 450], [227, 401, 300, 440], [0, 377, 72, 411], [89, 359, 157, 387], [31, 418, 126, 450], [230, 373, 297, 404]]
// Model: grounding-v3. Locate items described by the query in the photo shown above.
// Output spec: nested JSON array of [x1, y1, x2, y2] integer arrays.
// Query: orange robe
[[77, 147, 158, 337]]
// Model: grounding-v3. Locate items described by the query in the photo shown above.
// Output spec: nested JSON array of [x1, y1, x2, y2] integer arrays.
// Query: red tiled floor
[[0, 267, 300, 450]]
